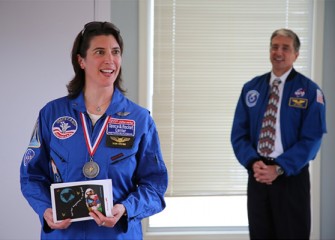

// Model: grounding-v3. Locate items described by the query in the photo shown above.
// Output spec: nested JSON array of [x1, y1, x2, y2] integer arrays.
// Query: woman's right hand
[[43, 208, 71, 229]]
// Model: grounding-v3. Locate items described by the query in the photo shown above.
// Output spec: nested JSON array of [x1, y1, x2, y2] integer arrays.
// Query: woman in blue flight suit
[[20, 21, 168, 240]]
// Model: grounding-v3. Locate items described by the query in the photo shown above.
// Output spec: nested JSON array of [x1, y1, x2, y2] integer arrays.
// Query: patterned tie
[[258, 78, 281, 157]]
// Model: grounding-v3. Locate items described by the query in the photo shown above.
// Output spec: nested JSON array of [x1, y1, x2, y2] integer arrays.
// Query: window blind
[[152, 0, 313, 196]]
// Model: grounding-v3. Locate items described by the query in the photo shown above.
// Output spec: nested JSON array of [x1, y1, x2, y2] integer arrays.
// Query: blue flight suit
[[231, 68, 326, 175], [231, 68, 326, 239], [20, 88, 168, 240]]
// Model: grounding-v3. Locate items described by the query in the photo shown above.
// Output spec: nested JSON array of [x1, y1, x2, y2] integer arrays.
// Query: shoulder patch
[[29, 120, 41, 148], [317, 89, 325, 105], [23, 148, 35, 166]]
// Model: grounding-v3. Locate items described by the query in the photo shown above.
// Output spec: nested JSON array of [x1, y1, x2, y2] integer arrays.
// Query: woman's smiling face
[[78, 34, 122, 89]]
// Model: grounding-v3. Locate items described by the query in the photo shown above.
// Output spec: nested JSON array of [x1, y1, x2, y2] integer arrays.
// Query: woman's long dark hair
[[67, 21, 126, 98]]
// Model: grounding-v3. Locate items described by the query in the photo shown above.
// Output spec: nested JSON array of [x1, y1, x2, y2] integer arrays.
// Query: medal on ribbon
[[82, 158, 100, 178], [80, 113, 110, 179]]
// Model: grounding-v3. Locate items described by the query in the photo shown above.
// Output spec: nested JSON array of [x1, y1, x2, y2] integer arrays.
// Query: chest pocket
[[50, 140, 69, 182], [108, 148, 137, 177], [109, 148, 137, 166]]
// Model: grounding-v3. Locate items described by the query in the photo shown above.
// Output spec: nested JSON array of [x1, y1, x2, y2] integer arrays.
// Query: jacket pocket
[[50, 141, 70, 182], [108, 150, 137, 180]]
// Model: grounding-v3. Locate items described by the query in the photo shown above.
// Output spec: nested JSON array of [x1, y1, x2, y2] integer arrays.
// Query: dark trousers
[[247, 165, 311, 240]]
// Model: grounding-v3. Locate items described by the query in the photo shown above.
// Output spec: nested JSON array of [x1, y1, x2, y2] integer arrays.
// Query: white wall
[[110, 0, 139, 103], [320, 1, 335, 239]]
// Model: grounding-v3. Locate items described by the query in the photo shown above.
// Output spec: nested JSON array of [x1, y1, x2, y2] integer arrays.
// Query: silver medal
[[83, 161, 100, 178]]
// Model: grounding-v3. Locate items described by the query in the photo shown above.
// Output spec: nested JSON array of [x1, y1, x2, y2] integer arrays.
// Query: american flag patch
[[316, 89, 324, 104]]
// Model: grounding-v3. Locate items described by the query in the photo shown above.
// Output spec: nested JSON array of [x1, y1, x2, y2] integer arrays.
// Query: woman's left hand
[[89, 204, 126, 227]]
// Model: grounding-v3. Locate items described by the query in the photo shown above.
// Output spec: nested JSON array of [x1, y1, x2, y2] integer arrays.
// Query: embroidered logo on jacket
[[316, 89, 325, 105], [106, 118, 135, 136], [29, 120, 41, 148], [246, 90, 259, 107], [52, 116, 78, 139], [23, 148, 35, 166], [106, 118, 135, 148], [289, 98, 308, 108], [106, 136, 135, 148], [294, 88, 306, 97]]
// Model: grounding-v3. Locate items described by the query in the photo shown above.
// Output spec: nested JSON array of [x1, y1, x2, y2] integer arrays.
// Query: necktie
[[258, 78, 281, 157]]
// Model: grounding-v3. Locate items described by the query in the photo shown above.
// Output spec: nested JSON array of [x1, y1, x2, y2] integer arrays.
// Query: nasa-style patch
[[52, 116, 78, 139], [23, 148, 35, 166], [245, 90, 260, 107], [294, 88, 306, 97]]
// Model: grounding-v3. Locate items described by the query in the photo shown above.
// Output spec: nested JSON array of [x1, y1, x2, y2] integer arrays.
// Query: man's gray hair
[[270, 28, 301, 52]]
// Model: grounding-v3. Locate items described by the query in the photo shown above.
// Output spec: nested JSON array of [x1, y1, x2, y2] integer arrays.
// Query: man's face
[[270, 35, 299, 76]]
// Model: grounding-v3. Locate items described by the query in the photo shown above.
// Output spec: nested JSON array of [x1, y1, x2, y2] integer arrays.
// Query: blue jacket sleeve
[[20, 113, 53, 229], [276, 87, 327, 176], [231, 87, 260, 170], [121, 120, 168, 231]]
